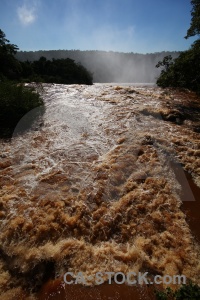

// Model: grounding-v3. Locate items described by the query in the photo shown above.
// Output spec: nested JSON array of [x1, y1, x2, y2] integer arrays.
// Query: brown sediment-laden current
[[0, 83, 200, 299]]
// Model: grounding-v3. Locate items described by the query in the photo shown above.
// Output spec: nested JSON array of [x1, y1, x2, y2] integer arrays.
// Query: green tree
[[0, 81, 44, 138], [28, 57, 93, 84], [0, 29, 44, 138], [0, 29, 21, 80], [0, 29, 19, 54], [156, 0, 200, 93], [185, 0, 200, 39]]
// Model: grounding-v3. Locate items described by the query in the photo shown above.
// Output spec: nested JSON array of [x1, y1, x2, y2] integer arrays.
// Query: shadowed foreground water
[[38, 278, 156, 300]]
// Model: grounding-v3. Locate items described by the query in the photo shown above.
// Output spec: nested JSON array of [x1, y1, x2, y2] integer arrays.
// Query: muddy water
[[0, 84, 200, 299], [38, 169, 200, 300], [38, 278, 156, 300], [169, 161, 200, 242], [182, 172, 200, 243]]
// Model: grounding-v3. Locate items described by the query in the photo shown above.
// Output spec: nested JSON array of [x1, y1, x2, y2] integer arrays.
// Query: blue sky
[[0, 0, 196, 53]]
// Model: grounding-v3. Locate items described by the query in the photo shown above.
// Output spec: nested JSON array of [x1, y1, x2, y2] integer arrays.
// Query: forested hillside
[[156, 0, 200, 94], [16, 50, 180, 83]]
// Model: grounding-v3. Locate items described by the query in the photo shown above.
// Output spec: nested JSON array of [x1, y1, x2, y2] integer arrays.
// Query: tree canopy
[[0, 28, 93, 138], [185, 0, 200, 39], [156, 0, 200, 94], [0, 29, 19, 54], [0, 29, 93, 84], [0, 29, 21, 80]]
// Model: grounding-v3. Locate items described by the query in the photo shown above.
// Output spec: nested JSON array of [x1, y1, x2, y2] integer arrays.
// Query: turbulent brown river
[[0, 83, 200, 300]]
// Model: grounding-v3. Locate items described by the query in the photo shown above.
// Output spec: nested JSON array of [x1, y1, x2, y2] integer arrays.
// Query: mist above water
[[16, 50, 180, 83]]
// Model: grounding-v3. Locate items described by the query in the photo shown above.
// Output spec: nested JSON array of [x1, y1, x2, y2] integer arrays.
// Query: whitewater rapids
[[0, 83, 200, 299]]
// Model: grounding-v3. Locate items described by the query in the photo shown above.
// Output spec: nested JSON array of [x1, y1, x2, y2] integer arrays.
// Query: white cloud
[[17, 0, 38, 25]]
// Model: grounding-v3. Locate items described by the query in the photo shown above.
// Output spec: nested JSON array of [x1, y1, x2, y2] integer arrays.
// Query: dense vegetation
[[0, 29, 21, 80], [156, 0, 200, 94], [0, 28, 93, 138], [155, 281, 200, 300], [20, 56, 93, 85], [0, 29, 93, 85], [16, 49, 179, 83], [0, 29, 44, 138], [0, 82, 44, 138]]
